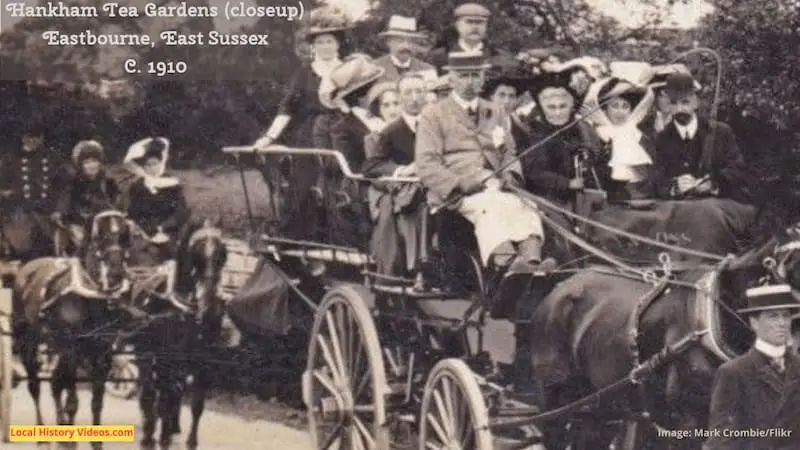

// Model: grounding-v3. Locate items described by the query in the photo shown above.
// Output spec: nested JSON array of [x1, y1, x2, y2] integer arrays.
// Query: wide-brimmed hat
[[663, 72, 701, 100], [528, 70, 579, 103], [366, 81, 398, 112], [378, 15, 427, 41], [738, 284, 800, 315], [443, 51, 492, 71], [552, 56, 608, 81], [453, 2, 491, 18], [592, 62, 655, 106], [304, 6, 351, 43], [72, 140, 105, 166], [319, 58, 385, 109]]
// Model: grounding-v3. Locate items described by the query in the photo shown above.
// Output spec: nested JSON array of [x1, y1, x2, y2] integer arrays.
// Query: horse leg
[[89, 347, 112, 450], [156, 365, 183, 448], [62, 350, 80, 426], [138, 357, 157, 449], [21, 330, 44, 426], [51, 354, 70, 425], [186, 367, 208, 449]]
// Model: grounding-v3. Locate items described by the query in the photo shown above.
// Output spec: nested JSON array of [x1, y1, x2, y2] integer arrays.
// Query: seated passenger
[[363, 74, 427, 277], [54, 140, 120, 255], [583, 63, 657, 203], [312, 57, 386, 249], [362, 80, 401, 159], [652, 73, 752, 204], [415, 52, 556, 274], [516, 70, 604, 205], [124, 137, 190, 263]]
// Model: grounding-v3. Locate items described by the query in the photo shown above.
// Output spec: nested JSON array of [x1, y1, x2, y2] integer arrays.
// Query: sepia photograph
[[0, 0, 798, 448]]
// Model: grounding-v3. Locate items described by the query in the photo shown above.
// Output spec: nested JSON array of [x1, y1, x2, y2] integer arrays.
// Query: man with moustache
[[651, 72, 752, 204], [704, 283, 800, 450], [363, 74, 429, 277], [415, 51, 556, 279], [428, 3, 508, 74], [374, 15, 438, 88]]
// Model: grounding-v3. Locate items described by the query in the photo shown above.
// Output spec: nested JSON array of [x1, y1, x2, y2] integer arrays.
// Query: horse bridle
[[89, 211, 131, 292]]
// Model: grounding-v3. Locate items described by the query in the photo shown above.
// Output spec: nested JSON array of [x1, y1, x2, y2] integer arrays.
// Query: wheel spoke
[[353, 364, 372, 400], [325, 310, 348, 383], [313, 370, 340, 398], [352, 415, 376, 448], [320, 420, 346, 450], [433, 387, 455, 438], [442, 377, 457, 437], [425, 442, 442, 450], [426, 412, 449, 445], [316, 334, 343, 384], [351, 426, 366, 450]]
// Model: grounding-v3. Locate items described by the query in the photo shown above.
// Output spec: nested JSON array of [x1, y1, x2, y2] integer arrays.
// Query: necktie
[[772, 356, 785, 373], [467, 107, 478, 125]]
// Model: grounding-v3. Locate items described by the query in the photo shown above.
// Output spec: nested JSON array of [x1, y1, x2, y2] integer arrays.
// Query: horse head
[[85, 209, 132, 294], [177, 217, 228, 330]]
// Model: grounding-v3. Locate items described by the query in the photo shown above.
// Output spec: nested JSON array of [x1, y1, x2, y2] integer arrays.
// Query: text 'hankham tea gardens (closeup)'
[[2, 0, 304, 78]]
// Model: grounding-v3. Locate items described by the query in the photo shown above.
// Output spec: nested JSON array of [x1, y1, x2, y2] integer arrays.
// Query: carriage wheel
[[419, 358, 493, 450], [302, 285, 390, 450], [0, 287, 13, 443]]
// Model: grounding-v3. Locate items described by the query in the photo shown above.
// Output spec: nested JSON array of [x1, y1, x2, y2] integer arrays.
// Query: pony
[[11, 209, 133, 447], [126, 217, 228, 449], [527, 219, 800, 450]]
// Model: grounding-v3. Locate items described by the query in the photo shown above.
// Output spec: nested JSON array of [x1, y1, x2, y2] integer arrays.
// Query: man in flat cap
[[374, 15, 438, 87], [428, 3, 508, 74], [704, 283, 800, 450], [651, 72, 752, 204]]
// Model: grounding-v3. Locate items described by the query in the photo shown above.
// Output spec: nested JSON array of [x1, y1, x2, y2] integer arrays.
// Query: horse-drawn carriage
[[221, 143, 799, 449]]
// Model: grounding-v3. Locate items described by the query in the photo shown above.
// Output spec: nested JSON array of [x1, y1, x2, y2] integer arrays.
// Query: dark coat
[[313, 111, 370, 171], [56, 174, 120, 226], [705, 348, 800, 450], [652, 118, 752, 204], [362, 117, 415, 176], [517, 119, 603, 204], [0, 147, 69, 213], [277, 64, 330, 147], [127, 180, 190, 237]]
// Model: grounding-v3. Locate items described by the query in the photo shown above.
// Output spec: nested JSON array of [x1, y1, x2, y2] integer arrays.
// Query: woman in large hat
[[124, 137, 189, 260], [480, 56, 536, 146], [517, 69, 604, 205], [253, 6, 353, 150], [582, 62, 657, 203]]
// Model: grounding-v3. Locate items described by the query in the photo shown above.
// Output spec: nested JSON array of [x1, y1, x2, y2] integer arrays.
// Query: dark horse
[[0, 191, 56, 262], [126, 217, 228, 449], [12, 209, 133, 447], [527, 214, 800, 450]]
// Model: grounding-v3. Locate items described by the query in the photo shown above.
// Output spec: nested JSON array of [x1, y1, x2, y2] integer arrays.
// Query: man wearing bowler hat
[[704, 283, 800, 450], [651, 72, 751, 203], [374, 15, 438, 86]]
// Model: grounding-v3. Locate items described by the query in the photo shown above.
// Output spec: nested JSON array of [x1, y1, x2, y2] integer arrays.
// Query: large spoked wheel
[[0, 286, 13, 443], [302, 285, 390, 450], [419, 358, 493, 450]]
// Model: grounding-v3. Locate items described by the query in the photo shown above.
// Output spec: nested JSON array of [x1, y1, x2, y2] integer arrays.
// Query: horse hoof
[[186, 439, 198, 450], [90, 442, 103, 450], [140, 437, 156, 449]]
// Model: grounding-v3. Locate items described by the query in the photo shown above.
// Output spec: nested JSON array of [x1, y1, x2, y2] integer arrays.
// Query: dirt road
[[8, 383, 312, 449]]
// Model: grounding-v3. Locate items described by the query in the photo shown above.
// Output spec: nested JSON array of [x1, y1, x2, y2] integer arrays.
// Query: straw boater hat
[[319, 58, 386, 109], [739, 284, 800, 315], [443, 51, 492, 71], [303, 6, 351, 42], [378, 15, 427, 41]]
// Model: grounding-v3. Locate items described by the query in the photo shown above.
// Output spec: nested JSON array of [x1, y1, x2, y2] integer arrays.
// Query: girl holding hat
[[253, 6, 353, 150], [54, 140, 121, 254], [124, 137, 189, 251], [362, 80, 401, 171], [582, 62, 658, 203]]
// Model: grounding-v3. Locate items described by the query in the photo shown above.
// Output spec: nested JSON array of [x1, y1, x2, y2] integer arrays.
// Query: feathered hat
[[527, 69, 579, 104], [481, 54, 535, 99], [319, 57, 385, 109], [303, 6, 351, 43]]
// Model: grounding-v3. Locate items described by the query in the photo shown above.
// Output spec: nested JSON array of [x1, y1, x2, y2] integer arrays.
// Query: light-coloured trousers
[[457, 178, 544, 266]]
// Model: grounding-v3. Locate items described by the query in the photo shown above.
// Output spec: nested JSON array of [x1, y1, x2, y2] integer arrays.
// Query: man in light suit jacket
[[415, 51, 556, 275], [705, 283, 800, 450], [374, 16, 438, 88]]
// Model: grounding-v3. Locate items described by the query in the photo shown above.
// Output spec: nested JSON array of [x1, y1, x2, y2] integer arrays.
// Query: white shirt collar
[[402, 113, 419, 131], [674, 114, 698, 139], [390, 54, 411, 69], [311, 58, 341, 78], [755, 338, 787, 359], [458, 39, 483, 53], [451, 92, 478, 111]]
